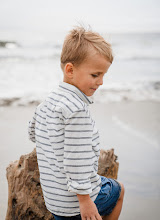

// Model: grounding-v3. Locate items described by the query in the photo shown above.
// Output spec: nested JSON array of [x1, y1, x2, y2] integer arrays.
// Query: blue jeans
[[52, 176, 121, 219]]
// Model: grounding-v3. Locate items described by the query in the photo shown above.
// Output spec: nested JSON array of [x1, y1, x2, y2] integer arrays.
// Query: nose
[[97, 77, 103, 86]]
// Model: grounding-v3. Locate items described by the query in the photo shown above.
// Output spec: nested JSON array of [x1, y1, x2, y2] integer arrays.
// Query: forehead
[[82, 52, 111, 73]]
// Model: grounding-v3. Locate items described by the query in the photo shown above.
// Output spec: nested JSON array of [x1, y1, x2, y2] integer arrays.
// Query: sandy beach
[[0, 101, 160, 220]]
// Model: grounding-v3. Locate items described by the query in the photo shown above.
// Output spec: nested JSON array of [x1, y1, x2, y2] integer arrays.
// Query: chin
[[84, 90, 95, 96], [86, 92, 94, 96]]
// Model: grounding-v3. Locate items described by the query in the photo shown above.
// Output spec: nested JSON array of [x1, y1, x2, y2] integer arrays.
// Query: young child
[[28, 26, 124, 220]]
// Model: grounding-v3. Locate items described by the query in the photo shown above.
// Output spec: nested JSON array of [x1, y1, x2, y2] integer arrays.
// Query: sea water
[[1, 30, 160, 220], [0, 30, 160, 105]]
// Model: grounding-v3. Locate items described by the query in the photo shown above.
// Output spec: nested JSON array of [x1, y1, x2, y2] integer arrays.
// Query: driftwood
[[6, 148, 119, 220], [98, 149, 119, 179]]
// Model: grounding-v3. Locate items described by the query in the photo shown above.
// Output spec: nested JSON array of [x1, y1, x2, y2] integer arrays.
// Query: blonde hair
[[60, 26, 113, 70]]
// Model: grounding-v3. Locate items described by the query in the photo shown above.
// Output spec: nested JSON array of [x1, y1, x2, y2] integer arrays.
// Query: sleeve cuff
[[67, 179, 92, 195]]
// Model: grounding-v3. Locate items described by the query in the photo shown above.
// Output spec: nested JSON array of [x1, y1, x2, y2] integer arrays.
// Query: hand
[[77, 194, 102, 220]]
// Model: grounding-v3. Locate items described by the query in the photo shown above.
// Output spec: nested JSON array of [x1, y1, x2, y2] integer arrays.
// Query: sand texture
[[0, 101, 160, 219]]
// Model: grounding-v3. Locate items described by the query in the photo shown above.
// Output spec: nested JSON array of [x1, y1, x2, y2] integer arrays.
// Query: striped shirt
[[28, 82, 102, 216]]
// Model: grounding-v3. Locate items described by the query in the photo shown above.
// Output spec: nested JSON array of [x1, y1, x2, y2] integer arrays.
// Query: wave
[[93, 81, 160, 103], [0, 41, 20, 49], [0, 81, 160, 106], [0, 97, 41, 106], [1, 36, 160, 62], [1, 53, 159, 62], [117, 55, 160, 61], [0, 54, 60, 61], [0, 49, 159, 61]]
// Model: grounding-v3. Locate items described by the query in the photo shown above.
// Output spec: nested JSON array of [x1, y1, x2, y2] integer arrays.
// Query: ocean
[[0, 30, 160, 106], [1, 29, 160, 220]]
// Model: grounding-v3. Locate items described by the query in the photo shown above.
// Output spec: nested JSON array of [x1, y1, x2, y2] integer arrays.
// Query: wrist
[[76, 194, 91, 203]]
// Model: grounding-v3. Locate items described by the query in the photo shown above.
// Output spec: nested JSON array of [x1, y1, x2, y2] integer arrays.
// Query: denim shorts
[[94, 176, 121, 216], [52, 176, 121, 219]]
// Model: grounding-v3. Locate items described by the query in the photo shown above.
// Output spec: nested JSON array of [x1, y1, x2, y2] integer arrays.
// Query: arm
[[63, 109, 93, 194], [63, 110, 101, 219]]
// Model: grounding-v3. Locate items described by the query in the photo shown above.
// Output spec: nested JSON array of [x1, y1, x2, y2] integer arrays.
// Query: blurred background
[[0, 0, 160, 219], [0, 0, 160, 104]]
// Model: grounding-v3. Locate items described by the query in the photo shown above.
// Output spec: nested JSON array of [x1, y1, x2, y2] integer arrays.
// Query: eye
[[91, 74, 98, 78]]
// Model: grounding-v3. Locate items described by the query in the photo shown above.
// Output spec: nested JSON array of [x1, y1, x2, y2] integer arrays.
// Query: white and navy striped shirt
[[28, 82, 102, 216]]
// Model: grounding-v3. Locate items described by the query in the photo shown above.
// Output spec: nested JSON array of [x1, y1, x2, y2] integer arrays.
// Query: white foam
[[0, 32, 160, 106], [93, 81, 160, 103]]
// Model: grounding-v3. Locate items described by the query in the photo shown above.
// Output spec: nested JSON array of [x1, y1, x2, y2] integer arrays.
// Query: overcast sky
[[0, 0, 160, 33]]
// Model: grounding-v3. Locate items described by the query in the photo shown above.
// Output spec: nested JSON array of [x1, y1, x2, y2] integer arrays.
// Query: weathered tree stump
[[6, 148, 119, 220], [98, 149, 119, 179]]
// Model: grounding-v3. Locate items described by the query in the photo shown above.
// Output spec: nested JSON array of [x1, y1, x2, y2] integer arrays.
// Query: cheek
[[90, 77, 97, 84], [90, 77, 98, 85], [86, 77, 94, 86]]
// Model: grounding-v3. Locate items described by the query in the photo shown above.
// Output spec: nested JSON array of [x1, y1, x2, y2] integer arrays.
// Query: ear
[[64, 63, 74, 79]]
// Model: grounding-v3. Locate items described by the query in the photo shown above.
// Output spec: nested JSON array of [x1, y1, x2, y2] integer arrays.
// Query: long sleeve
[[63, 109, 94, 195], [27, 82, 102, 216]]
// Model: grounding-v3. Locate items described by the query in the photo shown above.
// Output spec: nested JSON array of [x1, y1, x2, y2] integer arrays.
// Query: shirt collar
[[58, 82, 94, 105]]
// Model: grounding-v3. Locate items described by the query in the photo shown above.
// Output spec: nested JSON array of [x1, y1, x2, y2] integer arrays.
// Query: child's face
[[70, 53, 111, 96]]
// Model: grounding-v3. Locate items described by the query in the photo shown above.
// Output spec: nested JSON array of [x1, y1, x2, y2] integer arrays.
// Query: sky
[[0, 0, 160, 34]]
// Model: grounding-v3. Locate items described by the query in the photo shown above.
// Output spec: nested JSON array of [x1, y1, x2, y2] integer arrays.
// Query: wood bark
[[6, 148, 119, 220]]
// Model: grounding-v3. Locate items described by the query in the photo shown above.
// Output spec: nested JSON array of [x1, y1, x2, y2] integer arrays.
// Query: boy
[[28, 26, 124, 220]]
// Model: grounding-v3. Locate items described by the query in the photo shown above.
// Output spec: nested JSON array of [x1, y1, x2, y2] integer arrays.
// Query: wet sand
[[0, 101, 160, 219]]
